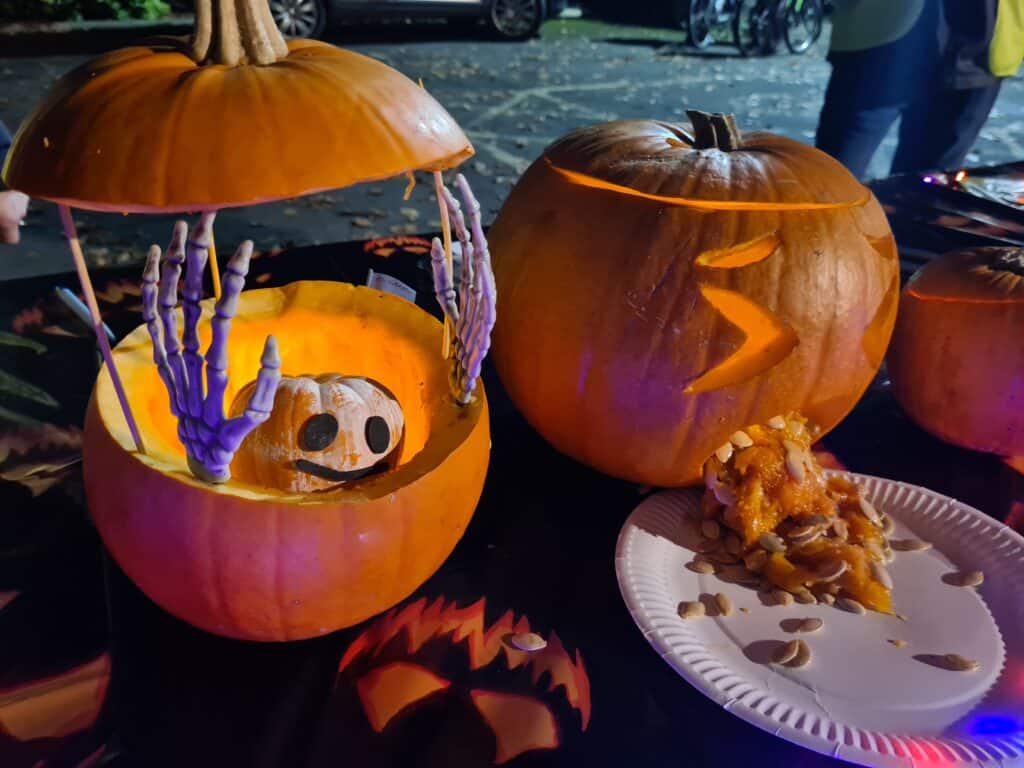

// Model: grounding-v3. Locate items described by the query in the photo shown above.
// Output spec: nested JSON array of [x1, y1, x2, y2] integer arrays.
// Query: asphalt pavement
[[1, 17, 1022, 280]]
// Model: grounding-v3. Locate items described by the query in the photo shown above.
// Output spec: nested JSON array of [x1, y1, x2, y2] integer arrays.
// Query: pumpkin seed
[[864, 539, 885, 560], [730, 430, 754, 449], [939, 654, 979, 672], [794, 588, 816, 604], [837, 597, 866, 615], [708, 553, 741, 566], [715, 592, 733, 617], [891, 538, 933, 552], [773, 589, 795, 607], [744, 549, 769, 572], [687, 560, 716, 575], [949, 570, 984, 588], [858, 498, 882, 526], [508, 632, 547, 652], [798, 515, 830, 527], [832, 518, 849, 540], [870, 562, 893, 590], [817, 559, 848, 582], [818, 592, 836, 606], [789, 639, 812, 668], [678, 601, 706, 620], [696, 539, 721, 554], [713, 484, 737, 507], [788, 524, 822, 542], [715, 442, 734, 464], [881, 514, 896, 536], [783, 441, 806, 483], [759, 532, 786, 553], [798, 618, 824, 633], [767, 415, 787, 430], [724, 534, 743, 555], [701, 519, 722, 540], [772, 639, 801, 664]]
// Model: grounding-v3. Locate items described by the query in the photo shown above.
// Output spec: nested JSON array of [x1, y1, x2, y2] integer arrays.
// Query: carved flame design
[[339, 596, 591, 731]]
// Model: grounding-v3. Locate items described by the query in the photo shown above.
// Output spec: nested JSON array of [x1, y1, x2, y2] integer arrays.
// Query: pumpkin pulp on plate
[[703, 415, 893, 613]]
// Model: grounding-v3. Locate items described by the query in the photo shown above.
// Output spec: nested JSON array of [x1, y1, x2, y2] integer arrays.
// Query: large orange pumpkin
[[84, 281, 490, 641], [488, 111, 898, 486], [1, 0, 472, 212], [887, 247, 1024, 457]]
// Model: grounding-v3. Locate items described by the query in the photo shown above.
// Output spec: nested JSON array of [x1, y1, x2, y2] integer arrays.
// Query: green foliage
[[0, 0, 171, 22]]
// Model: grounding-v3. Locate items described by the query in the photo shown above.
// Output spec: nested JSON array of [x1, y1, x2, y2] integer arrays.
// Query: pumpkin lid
[[907, 247, 1024, 302], [541, 113, 871, 211], [1, 0, 473, 213]]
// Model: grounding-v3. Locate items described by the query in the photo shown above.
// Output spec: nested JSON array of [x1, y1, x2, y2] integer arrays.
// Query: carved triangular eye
[[355, 661, 451, 732], [469, 690, 559, 765], [696, 232, 781, 269], [684, 286, 799, 394]]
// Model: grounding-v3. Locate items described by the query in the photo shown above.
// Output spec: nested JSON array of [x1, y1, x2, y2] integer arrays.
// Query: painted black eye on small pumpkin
[[300, 413, 339, 452], [365, 416, 391, 454]]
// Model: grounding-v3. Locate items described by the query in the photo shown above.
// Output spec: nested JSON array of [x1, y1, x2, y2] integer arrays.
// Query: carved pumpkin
[[230, 374, 406, 493], [1, 0, 472, 212], [887, 247, 1024, 457], [83, 281, 490, 641], [488, 111, 898, 486], [319, 596, 591, 767]]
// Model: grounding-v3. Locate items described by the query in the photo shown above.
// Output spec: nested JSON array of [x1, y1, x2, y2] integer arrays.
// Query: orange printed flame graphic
[[363, 236, 432, 258], [339, 596, 591, 730]]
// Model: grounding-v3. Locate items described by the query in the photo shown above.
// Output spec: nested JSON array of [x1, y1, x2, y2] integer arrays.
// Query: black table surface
[[1, 177, 1023, 768]]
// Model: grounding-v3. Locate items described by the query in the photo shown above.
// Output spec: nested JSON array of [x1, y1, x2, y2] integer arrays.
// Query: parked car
[[270, 0, 567, 41]]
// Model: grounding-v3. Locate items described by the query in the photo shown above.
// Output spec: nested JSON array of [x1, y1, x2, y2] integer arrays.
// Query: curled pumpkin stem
[[141, 214, 282, 483], [430, 174, 497, 406]]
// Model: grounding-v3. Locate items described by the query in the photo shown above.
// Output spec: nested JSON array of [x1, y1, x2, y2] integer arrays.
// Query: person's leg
[[815, 57, 903, 180], [892, 80, 1003, 174]]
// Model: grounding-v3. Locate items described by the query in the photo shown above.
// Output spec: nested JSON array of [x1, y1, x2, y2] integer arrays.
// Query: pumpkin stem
[[686, 110, 742, 151], [993, 248, 1024, 276], [190, 0, 289, 66]]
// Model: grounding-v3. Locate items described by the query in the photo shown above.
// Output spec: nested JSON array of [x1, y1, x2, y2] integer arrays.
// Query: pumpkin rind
[[84, 281, 490, 641], [2, 40, 473, 212], [488, 119, 898, 486], [887, 247, 1024, 456]]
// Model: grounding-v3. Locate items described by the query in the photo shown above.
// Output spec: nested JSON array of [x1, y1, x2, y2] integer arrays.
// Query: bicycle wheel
[[733, 0, 777, 56], [783, 0, 823, 54], [688, 0, 716, 48]]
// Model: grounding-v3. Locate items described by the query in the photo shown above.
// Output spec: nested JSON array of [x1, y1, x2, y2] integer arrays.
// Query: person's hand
[[0, 190, 29, 245]]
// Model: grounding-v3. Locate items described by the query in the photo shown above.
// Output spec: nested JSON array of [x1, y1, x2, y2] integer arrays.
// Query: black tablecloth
[[0, 196, 1022, 768]]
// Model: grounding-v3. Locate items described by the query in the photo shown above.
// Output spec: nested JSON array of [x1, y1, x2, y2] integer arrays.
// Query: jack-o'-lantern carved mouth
[[293, 458, 389, 484]]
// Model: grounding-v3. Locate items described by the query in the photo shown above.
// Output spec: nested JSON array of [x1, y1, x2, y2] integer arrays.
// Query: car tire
[[269, 0, 327, 39], [488, 0, 546, 40]]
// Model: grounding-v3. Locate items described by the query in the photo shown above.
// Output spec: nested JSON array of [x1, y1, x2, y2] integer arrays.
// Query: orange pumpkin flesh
[[887, 247, 1024, 457], [488, 115, 898, 486], [704, 416, 892, 613], [1, 39, 472, 212], [84, 281, 489, 641]]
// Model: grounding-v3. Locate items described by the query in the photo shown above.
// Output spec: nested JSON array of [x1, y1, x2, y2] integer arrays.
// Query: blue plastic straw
[[54, 286, 116, 342]]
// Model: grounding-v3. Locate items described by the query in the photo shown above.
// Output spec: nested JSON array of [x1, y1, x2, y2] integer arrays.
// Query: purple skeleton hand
[[430, 174, 497, 406], [141, 213, 281, 483]]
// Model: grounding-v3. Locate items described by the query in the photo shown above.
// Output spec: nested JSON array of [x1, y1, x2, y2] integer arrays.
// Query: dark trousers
[[816, 58, 1003, 179]]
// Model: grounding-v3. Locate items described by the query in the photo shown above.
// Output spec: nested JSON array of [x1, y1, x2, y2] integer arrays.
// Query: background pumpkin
[[84, 281, 490, 641], [887, 247, 1024, 458], [488, 112, 898, 487]]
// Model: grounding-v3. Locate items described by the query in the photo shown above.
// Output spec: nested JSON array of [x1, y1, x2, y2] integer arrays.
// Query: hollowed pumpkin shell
[[84, 281, 489, 641]]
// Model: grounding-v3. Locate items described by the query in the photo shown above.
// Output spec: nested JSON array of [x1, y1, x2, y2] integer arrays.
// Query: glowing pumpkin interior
[[106, 281, 462, 499]]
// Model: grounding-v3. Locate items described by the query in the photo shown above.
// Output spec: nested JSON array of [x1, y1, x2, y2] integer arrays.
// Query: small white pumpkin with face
[[229, 374, 405, 493]]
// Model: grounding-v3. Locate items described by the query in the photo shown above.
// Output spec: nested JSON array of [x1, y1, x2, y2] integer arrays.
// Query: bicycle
[[733, 0, 823, 56], [684, 0, 742, 49]]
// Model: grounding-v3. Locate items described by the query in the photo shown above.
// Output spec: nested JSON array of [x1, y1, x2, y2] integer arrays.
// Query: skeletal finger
[[181, 214, 214, 419], [203, 239, 253, 429], [159, 221, 190, 418], [219, 335, 281, 454], [141, 244, 181, 416], [430, 236, 459, 327]]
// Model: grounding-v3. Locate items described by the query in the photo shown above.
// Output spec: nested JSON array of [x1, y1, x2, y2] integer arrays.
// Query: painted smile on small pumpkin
[[293, 458, 388, 483]]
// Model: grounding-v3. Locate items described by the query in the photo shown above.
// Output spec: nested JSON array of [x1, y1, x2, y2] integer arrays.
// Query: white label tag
[[367, 269, 417, 303]]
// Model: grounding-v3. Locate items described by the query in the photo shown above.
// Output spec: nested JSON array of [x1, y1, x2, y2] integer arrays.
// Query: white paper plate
[[615, 472, 1024, 767]]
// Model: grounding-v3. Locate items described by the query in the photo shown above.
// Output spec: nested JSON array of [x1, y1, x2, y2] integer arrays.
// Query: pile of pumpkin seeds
[[674, 419, 985, 673]]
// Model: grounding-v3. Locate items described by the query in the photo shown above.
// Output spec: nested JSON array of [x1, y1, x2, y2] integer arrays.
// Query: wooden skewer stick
[[433, 171, 454, 359], [58, 205, 145, 453], [208, 221, 222, 300]]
